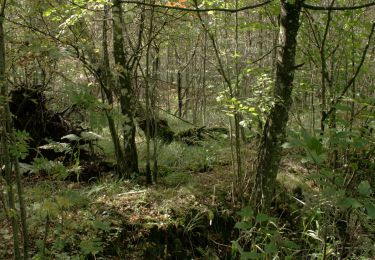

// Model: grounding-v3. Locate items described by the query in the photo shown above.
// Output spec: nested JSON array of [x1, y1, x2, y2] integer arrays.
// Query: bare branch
[[193, 0, 233, 95], [120, 0, 272, 13], [323, 22, 375, 121], [303, 1, 375, 11]]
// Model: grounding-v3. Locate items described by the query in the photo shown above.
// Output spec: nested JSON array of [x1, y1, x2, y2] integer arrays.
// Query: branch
[[323, 22, 375, 121], [193, 0, 233, 95], [120, 0, 272, 13], [249, 45, 279, 65], [0, 0, 6, 17], [303, 1, 375, 10]]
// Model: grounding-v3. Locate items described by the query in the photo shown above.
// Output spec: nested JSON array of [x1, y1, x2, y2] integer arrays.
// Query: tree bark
[[101, 6, 128, 176], [112, 0, 139, 177], [251, 0, 303, 212], [1, 1, 28, 258], [177, 70, 183, 118]]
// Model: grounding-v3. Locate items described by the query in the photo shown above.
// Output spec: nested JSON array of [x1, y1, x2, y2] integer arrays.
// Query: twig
[[303, 1, 375, 10], [116, 190, 147, 196], [323, 22, 375, 122], [120, 0, 272, 13]]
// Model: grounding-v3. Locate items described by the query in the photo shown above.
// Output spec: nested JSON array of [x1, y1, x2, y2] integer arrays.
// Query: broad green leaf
[[358, 181, 372, 197], [256, 213, 271, 223], [265, 242, 278, 254], [365, 202, 375, 219], [240, 251, 263, 260], [282, 240, 300, 249], [307, 136, 324, 155], [235, 221, 252, 230], [338, 197, 362, 209], [237, 206, 254, 218]]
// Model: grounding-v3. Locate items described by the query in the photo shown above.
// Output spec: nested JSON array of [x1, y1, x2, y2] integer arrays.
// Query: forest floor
[[0, 110, 321, 259], [0, 136, 313, 259]]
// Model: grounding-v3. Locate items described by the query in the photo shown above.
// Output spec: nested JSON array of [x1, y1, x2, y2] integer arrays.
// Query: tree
[[251, 0, 304, 211], [112, 0, 139, 177], [0, 0, 29, 258]]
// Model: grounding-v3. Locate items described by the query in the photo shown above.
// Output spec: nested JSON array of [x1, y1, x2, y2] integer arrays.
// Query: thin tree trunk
[[251, 0, 303, 212], [101, 5, 127, 176], [201, 30, 207, 125], [319, 1, 334, 134], [152, 45, 160, 183], [144, 2, 155, 184], [0, 1, 24, 258], [112, 0, 139, 177], [177, 70, 183, 118]]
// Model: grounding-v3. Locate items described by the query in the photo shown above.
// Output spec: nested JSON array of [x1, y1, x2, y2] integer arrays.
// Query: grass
[[0, 134, 236, 257], [3, 116, 374, 259]]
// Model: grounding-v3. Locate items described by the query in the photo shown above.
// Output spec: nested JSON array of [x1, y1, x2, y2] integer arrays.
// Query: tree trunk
[[112, 0, 139, 177], [251, 0, 303, 212], [101, 6, 128, 176], [177, 70, 183, 118], [1, 1, 28, 258], [152, 45, 160, 183]]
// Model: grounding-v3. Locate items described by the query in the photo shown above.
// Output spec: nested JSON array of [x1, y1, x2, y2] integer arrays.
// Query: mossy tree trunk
[[101, 6, 128, 176], [112, 0, 139, 177], [0, 1, 28, 258], [251, 0, 303, 212]]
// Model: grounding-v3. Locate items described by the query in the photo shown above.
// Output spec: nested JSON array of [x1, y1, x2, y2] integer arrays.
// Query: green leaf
[[265, 242, 278, 254], [235, 221, 252, 230], [240, 251, 263, 259], [237, 206, 254, 218], [358, 181, 372, 197], [307, 136, 324, 155], [338, 197, 362, 209], [282, 240, 300, 249], [43, 9, 54, 17], [232, 240, 243, 254], [365, 202, 375, 219], [352, 137, 367, 148], [256, 213, 270, 223]]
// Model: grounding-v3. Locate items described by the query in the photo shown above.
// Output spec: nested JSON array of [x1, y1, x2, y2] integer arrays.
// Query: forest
[[0, 0, 374, 259]]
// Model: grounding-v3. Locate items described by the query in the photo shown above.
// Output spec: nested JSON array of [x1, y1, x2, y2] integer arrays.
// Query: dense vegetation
[[1, 0, 374, 259]]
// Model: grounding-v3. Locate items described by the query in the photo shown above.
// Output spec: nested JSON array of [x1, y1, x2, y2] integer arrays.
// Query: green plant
[[233, 206, 300, 259], [164, 172, 191, 186], [31, 189, 115, 258], [282, 128, 375, 258]]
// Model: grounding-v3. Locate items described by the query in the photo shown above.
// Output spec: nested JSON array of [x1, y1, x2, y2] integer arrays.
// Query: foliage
[[233, 206, 300, 259], [216, 72, 274, 138], [1, 0, 374, 258], [278, 126, 375, 258]]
